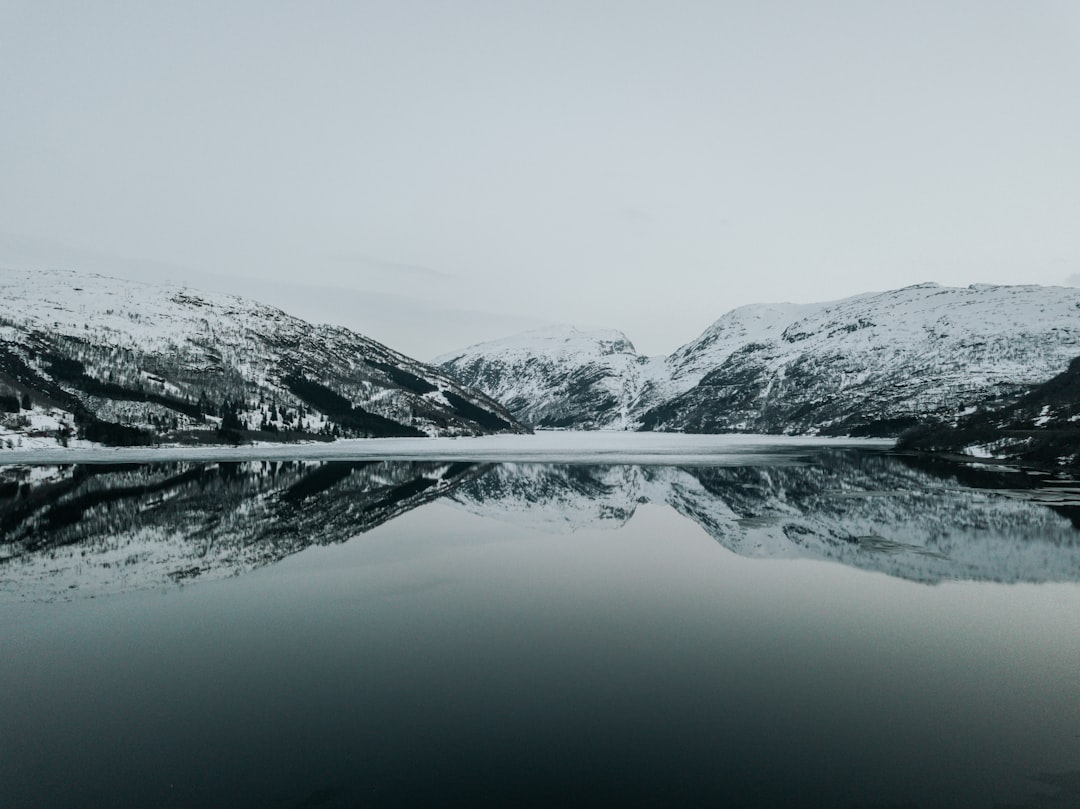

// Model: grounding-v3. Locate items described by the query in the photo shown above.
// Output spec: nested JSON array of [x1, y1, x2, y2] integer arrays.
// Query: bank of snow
[[0, 431, 894, 466]]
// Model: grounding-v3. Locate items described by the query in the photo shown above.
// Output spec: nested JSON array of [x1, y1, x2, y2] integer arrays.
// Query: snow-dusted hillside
[[434, 326, 665, 429], [0, 268, 524, 447], [642, 283, 1080, 435], [641, 301, 821, 411], [439, 284, 1080, 437], [434, 311, 812, 430]]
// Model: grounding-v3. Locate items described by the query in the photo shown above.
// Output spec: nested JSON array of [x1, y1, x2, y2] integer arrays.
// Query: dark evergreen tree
[[221, 399, 243, 431]]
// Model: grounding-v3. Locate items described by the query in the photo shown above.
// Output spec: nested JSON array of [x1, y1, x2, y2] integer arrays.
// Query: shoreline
[[0, 431, 895, 466]]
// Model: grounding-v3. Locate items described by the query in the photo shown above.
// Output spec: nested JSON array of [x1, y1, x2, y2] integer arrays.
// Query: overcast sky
[[2, 1, 1079, 358]]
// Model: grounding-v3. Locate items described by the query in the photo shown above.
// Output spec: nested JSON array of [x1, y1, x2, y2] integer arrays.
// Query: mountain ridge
[[0, 268, 527, 448], [435, 324, 666, 430], [439, 283, 1080, 438]]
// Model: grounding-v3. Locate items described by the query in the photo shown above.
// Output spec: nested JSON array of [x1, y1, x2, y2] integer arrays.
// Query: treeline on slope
[[282, 375, 426, 438], [0, 334, 434, 446], [898, 355, 1080, 469], [0, 341, 156, 446]]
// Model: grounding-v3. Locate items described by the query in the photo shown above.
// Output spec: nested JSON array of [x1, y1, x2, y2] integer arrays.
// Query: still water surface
[[2, 448, 1078, 807]]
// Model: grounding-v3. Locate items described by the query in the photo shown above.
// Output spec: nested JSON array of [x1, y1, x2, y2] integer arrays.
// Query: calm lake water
[[2, 447, 1079, 808]]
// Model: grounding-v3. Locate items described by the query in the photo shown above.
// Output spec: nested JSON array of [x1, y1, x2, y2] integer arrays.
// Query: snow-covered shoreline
[[0, 431, 894, 466]]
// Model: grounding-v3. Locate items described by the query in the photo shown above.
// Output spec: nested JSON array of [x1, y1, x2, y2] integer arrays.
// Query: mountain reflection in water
[[2, 449, 1078, 600]]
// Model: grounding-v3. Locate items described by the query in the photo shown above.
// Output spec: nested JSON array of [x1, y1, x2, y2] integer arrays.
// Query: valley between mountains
[[2, 268, 1079, 469], [437, 283, 1080, 468]]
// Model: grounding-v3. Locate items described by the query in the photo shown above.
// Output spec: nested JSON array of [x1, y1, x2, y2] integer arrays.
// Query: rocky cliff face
[[0, 268, 525, 448], [439, 284, 1080, 437]]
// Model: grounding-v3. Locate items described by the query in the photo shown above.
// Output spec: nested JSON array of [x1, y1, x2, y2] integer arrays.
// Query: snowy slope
[[439, 283, 1080, 436], [435, 325, 666, 429], [642, 283, 1080, 435], [643, 301, 822, 410], [434, 312, 811, 430], [0, 268, 525, 447]]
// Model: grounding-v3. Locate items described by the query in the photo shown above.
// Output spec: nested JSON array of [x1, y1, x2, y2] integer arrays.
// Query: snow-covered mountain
[[438, 284, 1080, 437], [0, 268, 525, 447], [642, 283, 1080, 436], [434, 326, 665, 429], [642, 301, 821, 411], [432, 311, 809, 430]]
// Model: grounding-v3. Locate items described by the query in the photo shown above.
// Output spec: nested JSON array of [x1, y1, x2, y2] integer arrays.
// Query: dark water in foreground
[[1, 449, 1079, 807]]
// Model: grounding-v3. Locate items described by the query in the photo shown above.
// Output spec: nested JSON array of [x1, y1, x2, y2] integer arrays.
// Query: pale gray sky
[[2, 1, 1079, 358]]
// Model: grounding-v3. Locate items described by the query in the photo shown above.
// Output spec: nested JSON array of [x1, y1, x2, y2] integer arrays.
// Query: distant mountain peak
[[434, 324, 638, 364], [436, 323, 660, 430]]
